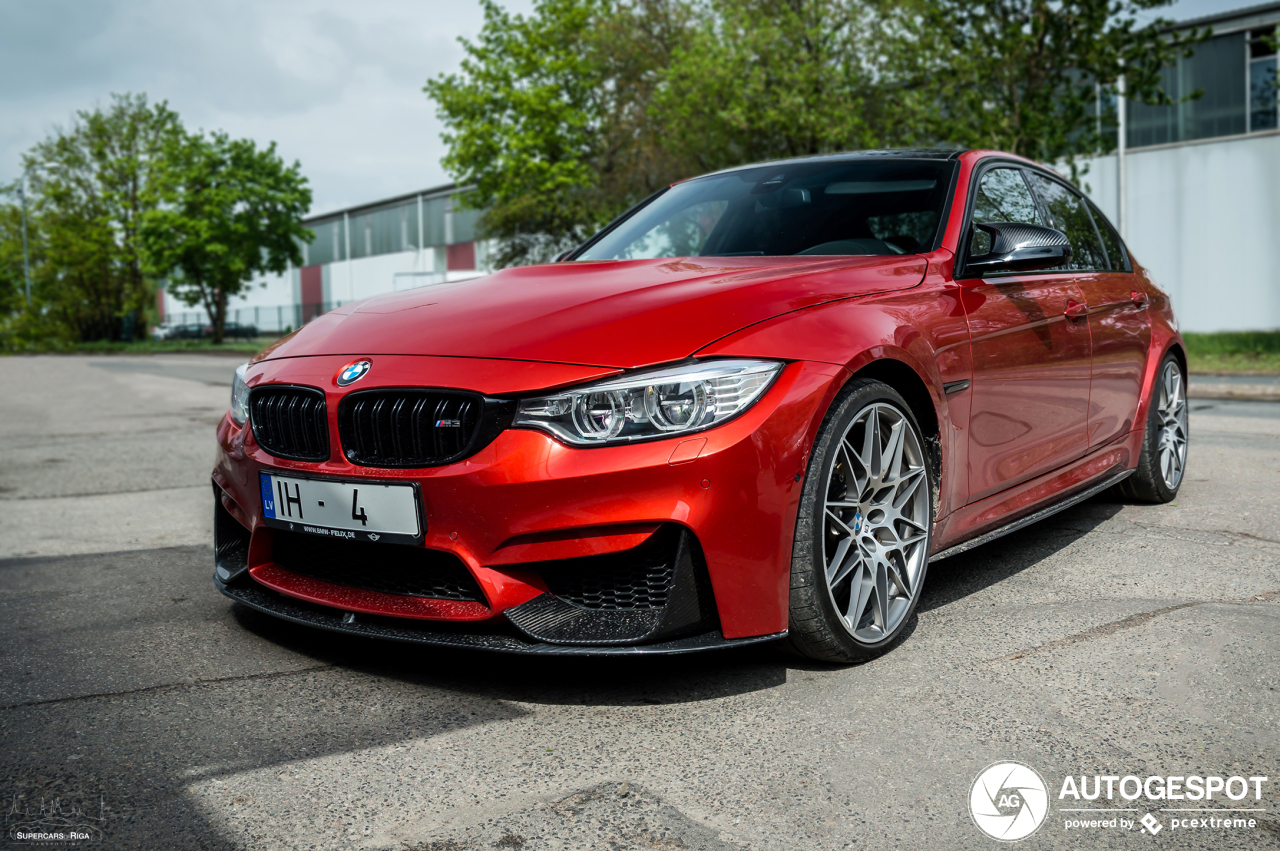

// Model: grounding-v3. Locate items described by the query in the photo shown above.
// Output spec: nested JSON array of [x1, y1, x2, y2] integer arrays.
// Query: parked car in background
[[211, 149, 1186, 662], [162, 323, 212, 340], [222, 321, 260, 339]]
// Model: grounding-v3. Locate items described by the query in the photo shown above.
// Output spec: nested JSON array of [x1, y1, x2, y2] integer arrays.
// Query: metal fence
[[162, 302, 346, 336]]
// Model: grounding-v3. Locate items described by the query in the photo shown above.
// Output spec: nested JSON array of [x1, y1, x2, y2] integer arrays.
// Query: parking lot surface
[[1, 355, 1277, 849]]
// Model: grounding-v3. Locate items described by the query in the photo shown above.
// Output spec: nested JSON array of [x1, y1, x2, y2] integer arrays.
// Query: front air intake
[[337, 388, 487, 468], [249, 385, 330, 462], [271, 529, 487, 603]]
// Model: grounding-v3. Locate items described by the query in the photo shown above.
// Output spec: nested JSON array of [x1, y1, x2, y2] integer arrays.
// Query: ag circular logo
[[969, 761, 1049, 842], [336, 360, 371, 386]]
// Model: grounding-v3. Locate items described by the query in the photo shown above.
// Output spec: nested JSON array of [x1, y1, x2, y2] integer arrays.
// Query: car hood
[[260, 255, 927, 369]]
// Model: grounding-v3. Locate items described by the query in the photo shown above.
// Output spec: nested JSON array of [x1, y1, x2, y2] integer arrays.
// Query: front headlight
[[515, 359, 783, 446], [230, 363, 250, 426]]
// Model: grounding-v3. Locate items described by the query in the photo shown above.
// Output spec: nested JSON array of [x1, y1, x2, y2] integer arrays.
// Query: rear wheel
[[786, 379, 934, 662], [1118, 353, 1188, 503]]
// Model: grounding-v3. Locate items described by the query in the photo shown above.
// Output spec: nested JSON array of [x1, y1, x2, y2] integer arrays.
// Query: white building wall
[[1074, 132, 1280, 333]]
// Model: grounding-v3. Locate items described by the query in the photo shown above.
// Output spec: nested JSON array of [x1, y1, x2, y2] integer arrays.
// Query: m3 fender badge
[[336, 359, 372, 386]]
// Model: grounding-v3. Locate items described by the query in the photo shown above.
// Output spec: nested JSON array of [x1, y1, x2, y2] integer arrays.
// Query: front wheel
[[1117, 353, 1189, 504], [786, 379, 934, 663]]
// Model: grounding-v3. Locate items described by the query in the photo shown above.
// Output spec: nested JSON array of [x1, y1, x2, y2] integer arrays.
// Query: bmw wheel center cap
[[337, 360, 372, 386]]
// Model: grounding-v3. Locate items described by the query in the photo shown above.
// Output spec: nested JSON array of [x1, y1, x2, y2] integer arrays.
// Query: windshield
[[577, 159, 956, 261]]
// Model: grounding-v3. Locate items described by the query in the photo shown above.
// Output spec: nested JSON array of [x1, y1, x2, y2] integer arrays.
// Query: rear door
[[959, 165, 1093, 503], [1025, 174, 1151, 449]]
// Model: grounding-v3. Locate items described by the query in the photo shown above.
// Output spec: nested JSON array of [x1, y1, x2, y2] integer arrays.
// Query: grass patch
[[1184, 330, 1280, 375], [6, 337, 280, 356]]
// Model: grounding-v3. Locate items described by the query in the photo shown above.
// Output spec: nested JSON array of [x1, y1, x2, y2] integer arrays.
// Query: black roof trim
[[694, 148, 968, 180]]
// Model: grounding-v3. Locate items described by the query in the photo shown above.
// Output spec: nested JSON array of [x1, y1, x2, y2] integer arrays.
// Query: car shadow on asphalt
[[917, 493, 1125, 615], [228, 494, 1127, 707]]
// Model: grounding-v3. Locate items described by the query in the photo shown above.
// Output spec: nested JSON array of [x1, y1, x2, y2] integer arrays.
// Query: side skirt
[[929, 468, 1134, 562]]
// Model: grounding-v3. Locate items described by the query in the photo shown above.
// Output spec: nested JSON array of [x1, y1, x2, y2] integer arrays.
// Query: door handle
[[1063, 299, 1089, 319], [1131, 290, 1149, 308]]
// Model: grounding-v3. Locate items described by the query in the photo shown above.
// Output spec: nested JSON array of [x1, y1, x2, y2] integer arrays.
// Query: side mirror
[[965, 222, 1071, 276]]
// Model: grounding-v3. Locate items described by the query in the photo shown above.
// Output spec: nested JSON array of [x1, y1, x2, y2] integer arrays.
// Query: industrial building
[[162, 1, 1280, 335], [159, 183, 491, 333]]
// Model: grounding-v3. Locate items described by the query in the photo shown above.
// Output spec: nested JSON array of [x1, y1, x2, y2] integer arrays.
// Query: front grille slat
[[410, 396, 428, 460], [249, 386, 329, 462], [271, 529, 486, 603], [338, 389, 486, 468]]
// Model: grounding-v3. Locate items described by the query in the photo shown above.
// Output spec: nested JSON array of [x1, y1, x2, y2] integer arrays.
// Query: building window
[[1127, 32, 1248, 148], [1250, 27, 1278, 131]]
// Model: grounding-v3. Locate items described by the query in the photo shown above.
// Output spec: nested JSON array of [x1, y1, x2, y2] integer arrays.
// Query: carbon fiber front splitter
[[215, 576, 786, 656]]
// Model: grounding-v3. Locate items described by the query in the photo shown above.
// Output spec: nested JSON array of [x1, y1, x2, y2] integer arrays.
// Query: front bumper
[[212, 355, 847, 649]]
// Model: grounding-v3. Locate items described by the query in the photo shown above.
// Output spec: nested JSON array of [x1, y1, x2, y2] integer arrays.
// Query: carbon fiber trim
[[504, 595, 665, 645], [213, 485, 251, 584], [930, 468, 1134, 561], [215, 576, 783, 656]]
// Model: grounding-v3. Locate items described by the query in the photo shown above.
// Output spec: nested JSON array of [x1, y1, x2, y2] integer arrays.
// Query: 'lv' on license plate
[[260, 472, 423, 545]]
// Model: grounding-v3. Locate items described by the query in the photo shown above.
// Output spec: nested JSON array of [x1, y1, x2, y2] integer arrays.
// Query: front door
[[1028, 174, 1152, 449], [960, 166, 1093, 503]]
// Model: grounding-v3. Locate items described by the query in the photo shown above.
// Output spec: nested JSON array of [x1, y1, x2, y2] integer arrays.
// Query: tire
[[1116, 352, 1189, 504], [785, 378, 935, 663]]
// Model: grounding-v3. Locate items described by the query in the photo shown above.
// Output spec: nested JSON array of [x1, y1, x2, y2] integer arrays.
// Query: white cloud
[[0, 0, 535, 214]]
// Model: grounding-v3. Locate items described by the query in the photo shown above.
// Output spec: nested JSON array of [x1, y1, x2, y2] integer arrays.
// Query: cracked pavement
[[0, 355, 1277, 849]]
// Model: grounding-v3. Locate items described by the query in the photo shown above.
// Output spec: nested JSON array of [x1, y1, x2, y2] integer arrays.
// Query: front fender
[[695, 252, 973, 519]]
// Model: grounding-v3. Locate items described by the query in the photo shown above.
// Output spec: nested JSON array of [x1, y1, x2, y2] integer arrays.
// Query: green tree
[[0, 192, 28, 320], [141, 131, 312, 344], [900, 0, 1204, 169], [20, 93, 182, 342], [654, 0, 922, 173], [429, 0, 1204, 264], [427, 0, 692, 267]]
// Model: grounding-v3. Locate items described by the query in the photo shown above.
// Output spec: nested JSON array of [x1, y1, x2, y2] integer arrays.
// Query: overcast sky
[[0, 0, 1255, 216]]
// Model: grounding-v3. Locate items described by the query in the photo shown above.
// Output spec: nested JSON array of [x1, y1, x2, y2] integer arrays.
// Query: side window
[[969, 168, 1041, 255], [1084, 198, 1131, 272], [1024, 174, 1108, 271]]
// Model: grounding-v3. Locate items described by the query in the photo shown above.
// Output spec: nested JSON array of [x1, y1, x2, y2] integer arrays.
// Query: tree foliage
[[654, 0, 921, 172], [427, 0, 689, 267], [14, 93, 182, 343], [428, 0, 1197, 265], [141, 132, 311, 344], [901, 0, 1203, 165]]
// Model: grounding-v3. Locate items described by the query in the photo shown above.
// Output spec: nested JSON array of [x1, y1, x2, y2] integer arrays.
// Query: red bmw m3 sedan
[[212, 149, 1188, 661]]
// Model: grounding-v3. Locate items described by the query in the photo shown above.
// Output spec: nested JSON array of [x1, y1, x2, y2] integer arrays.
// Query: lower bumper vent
[[505, 526, 719, 646], [539, 528, 679, 610], [271, 529, 486, 603]]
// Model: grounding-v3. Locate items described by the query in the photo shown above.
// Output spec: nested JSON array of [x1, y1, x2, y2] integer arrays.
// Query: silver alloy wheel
[[1156, 360, 1189, 490], [822, 402, 930, 643]]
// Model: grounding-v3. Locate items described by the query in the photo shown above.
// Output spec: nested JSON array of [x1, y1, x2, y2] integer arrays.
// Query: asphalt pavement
[[1, 354, 1277, 850]]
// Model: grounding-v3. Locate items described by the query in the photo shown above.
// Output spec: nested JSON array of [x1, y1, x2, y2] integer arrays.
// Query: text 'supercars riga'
[[212, 149, 1188, 661]]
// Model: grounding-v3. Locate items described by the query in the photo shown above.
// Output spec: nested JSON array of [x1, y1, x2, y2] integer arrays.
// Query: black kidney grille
[[272, 529, 486, 603], [250, 386, 330, 462], [538, 527, 680, 610], [338, 390, 483, 467]]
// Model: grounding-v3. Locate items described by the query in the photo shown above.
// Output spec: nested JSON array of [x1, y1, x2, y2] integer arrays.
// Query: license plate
[[259, 472, 423, 545]]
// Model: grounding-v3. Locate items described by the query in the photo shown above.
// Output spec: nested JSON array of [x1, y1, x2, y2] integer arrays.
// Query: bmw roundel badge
[[336, 359, 372, 386]]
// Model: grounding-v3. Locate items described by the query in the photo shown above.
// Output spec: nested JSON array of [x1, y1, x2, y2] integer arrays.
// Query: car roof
[[690, 149, 966, 182]]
